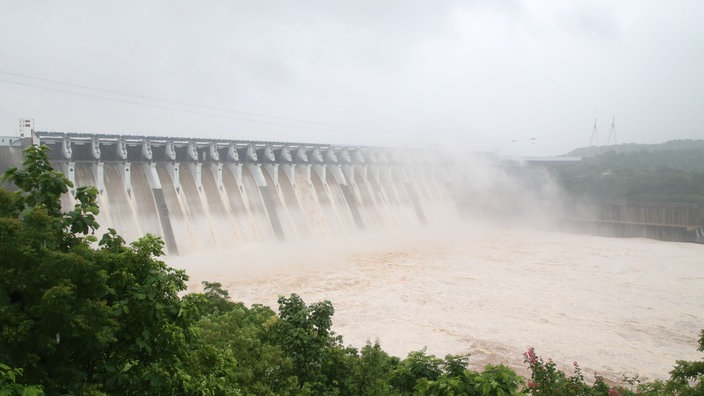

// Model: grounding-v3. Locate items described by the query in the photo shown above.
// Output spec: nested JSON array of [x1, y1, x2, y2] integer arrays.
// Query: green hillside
[[567, 139, 704, 158], [550, 140, 704, 203]]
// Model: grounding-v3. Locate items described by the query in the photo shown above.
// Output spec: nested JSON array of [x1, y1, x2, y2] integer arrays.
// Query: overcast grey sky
[[1, 1, 702, 156]]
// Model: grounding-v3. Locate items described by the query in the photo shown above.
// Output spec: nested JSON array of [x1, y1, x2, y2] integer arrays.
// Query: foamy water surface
[[168, 225, 704, 382]]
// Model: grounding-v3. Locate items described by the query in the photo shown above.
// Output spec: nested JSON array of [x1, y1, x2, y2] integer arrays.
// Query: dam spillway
[[28, 131, 452, 255]]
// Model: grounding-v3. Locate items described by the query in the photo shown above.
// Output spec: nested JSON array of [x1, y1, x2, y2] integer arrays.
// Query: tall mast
[[607, 116, 617, 145], [589, 117, 599, 147]]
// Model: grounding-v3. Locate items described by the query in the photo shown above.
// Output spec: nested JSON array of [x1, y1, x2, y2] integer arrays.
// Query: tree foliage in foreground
[[0, 145, 193, 394], [1, 145, 703, 395]]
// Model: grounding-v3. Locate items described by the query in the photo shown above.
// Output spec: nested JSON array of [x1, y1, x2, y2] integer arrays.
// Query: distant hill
[[565, 139, 704, 155], [563, 139, 704, 174], [548, 140, 704, 204]]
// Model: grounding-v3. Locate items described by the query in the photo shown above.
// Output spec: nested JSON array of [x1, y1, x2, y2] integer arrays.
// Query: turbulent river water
[[168, 223, 704, 383]]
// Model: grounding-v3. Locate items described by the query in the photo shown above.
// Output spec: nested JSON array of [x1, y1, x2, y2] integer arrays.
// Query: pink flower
[[524, 347, 537, 364], [527, 380, 539, 389], [608, 388, 622, 396], [573, 361, 578, 367]]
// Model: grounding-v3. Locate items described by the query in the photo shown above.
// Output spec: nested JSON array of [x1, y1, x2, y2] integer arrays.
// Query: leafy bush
[[0, 363, 44, 396]]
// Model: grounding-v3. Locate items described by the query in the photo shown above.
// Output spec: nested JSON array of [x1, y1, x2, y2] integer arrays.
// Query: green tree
[[96, 234, 193, 394], [471, 364, 523, 396], [389, 348, 444, 393], [1, 146, 113, 393], [1, 144, 100, 249], [190, 302, 295, 395], [0, 145, 196, 394], [351, 342, 396, 395], [181, 281, 236, 320], [275, 293, 340, 392], [666, 329, 704, 395]]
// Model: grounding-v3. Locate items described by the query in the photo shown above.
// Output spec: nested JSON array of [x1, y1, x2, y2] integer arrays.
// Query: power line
[[0, 76, 379, 137], [0, 69, 357, 131]]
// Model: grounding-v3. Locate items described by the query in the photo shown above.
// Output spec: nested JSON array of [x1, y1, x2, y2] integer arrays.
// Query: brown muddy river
[[169, 224, 704, 382]]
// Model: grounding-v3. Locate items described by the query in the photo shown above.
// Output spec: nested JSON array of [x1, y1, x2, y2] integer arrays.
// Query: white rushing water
[[168, 223, 704, 383]]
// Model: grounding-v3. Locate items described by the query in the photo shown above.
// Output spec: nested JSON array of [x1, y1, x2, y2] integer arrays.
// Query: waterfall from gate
[[45, 132, 453, 256]]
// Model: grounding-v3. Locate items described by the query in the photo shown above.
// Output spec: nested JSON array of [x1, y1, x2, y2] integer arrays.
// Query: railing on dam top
[[33, 131, 441, 165]]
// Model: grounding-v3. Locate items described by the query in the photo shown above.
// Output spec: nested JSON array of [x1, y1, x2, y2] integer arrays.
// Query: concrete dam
[[11, 131, 452, 255]]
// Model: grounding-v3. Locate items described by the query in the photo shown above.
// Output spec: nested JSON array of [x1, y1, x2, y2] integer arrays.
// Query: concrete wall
[[562, 200, 704, 243]]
